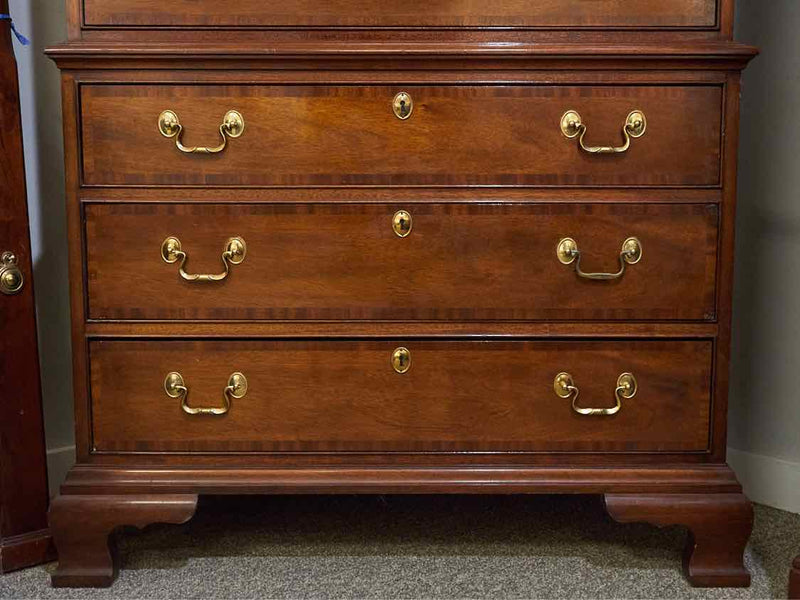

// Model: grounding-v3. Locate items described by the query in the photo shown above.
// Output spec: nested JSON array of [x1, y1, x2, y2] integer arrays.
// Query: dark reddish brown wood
[[81, 0, 718, 29], [605, 493, 753, 587], [0, 0, 55, 572], [85, 203, 718, 322], [49, 494, 197, 587], [790, 555, 800, 600], [89, 339, 713, 454], [79, 84, 723, 188], [60, 465, 744, 495], [47, 0, 757, 590]]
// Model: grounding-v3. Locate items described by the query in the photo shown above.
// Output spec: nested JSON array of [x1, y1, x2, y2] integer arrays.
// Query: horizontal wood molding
[[60, 464, 744, 495], [46, 41, 759, 70]]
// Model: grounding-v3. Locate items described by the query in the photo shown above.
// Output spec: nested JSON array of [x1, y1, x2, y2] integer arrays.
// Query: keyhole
[[393, 92, 413, 120]]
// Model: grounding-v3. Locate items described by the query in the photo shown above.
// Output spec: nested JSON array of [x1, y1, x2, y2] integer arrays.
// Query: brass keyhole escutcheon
[[0, 252, 23, 295], [392, 347, 411, 374], [392, 210, 413, 237], [393, 92, 414, 120]]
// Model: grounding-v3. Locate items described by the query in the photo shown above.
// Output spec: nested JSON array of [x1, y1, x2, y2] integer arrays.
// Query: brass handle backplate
[[164, 371, 248, 416], [557, 237, 642, 281], [161, 236, 246, 282], [560, 110, 646, 154], [158, 109, 245, 154], [393, 92, 414, 120], [554, 372, 637, 416], [392, 347, 411, 374], [0, 252, 23, 295]]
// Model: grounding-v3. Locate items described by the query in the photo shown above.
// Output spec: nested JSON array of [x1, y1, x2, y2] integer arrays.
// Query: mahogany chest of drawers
[[47, 0, 757, 589]]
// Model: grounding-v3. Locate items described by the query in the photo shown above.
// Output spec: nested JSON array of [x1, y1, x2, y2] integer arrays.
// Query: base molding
[[61, 464, 743, 495], [0, 528, 56, 573], [605, 493, 753, 588]]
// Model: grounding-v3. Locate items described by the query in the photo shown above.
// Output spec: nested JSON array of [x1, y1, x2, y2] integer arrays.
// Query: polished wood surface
[[82, 0, 718, 29], [605, 493, 753, 588], [90, 339, 712, 454], [85, 203, 718, 322], [0, 0, 55, 572], [80, 84, 722, 188], [49, 494, 197, 588]]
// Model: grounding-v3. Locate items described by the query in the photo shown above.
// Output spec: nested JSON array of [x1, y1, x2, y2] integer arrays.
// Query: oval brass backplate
[[393, 92, 414, 120], [617, 373, 638, 399], [161, 237, 183, 263], [556, 238, 578, 265], [158, 110, 181, 138], [625, 111, 647, 138], [226, 237, 247, 264], [560, 111, 583, 139], [392, 347, 411, 374], [164, 372, 185, 398], [392, 210, 413, 237], [553, 372, 574, 398], [0, 252, 23, 296], [621, 237, 643, 264], [228, 372, 248, 398], [222, 110, 245, 138]]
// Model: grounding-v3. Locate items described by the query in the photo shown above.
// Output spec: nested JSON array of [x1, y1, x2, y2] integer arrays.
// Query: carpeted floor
[[1, 495, 798, 599]]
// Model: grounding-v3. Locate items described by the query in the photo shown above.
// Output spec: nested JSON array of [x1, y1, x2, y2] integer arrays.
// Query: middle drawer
[[85, 203, 718, 321]]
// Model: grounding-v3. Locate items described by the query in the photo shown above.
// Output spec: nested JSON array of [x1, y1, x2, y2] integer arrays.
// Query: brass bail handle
[[554, 372, 637, 416], [161, 236, 246, 282], [557, 237, 642, 281], [0, 251, 23, 295], [560, 110, 647, 154], [164, 371, 248, 416], [158, 109, 245, 154]]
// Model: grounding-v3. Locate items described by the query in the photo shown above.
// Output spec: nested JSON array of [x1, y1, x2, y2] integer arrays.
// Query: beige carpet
[[2, 495, 798, 599]]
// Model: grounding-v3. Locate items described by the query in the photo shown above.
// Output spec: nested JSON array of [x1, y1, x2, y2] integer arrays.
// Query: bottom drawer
[[89, 340, 712, 454]]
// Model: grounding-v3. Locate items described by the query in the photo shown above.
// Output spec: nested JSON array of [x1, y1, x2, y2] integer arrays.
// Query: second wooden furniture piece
[[47, 0, 757, 588], [0, 1, 55, 573]]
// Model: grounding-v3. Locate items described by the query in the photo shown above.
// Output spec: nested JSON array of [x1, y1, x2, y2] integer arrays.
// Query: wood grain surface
[[80, 84, 723, 188], [89, 339, 713, 454], [85, 203, 719, 322]]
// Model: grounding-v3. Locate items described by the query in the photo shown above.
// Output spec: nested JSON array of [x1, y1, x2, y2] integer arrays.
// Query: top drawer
[[82, 0, 719, 30], [80, 84, 723, 188]]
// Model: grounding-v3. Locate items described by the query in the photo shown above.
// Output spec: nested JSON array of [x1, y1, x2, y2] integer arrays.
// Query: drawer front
[[90, 340, 713, 454], [83, 0, 717, 29], [85, 203, 718, 322], [80, 85, 723, 188]]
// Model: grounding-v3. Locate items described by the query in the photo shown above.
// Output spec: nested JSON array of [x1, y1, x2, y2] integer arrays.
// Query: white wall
[[7, 1, 800, 511], [729, 0, 800, 513]]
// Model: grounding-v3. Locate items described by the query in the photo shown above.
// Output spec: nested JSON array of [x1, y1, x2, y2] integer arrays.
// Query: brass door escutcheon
[[0, 252, 23, 295], [164, 371, 248, 416], [554, 372, 637, 416], [158, 109, 245, 154], [161, 236, 246, 282], [393, 92, 414, 120], [560, 109, 646, 154], [392, 347, 411, 374], [392, 210, 413, 237], [557, 237, 642, 281]]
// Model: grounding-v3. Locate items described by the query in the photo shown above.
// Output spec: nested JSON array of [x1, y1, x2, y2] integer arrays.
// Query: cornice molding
[[47, 41, 759, 70]]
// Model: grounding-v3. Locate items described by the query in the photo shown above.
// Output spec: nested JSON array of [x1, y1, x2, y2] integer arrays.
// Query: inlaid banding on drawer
[[89, 339, 713, 454], [79, 85, 723, 188], [85, 203, 719, 322]]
